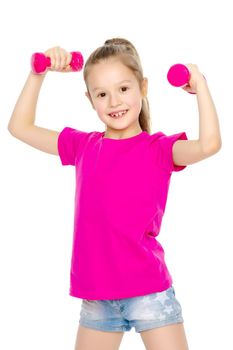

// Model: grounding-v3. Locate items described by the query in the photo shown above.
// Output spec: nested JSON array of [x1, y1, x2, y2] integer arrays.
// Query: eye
[[121, 86, 129, 92], [97, 92, 106, 98]]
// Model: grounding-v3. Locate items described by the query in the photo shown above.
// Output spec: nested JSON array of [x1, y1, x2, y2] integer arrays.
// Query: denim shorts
[[79, 285, 184, 333]]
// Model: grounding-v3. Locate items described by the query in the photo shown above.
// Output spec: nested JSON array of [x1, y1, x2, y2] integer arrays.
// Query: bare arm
[[8, 71, 60, 155], [8, 46, 72, 155], [172, 64, 222, 166]]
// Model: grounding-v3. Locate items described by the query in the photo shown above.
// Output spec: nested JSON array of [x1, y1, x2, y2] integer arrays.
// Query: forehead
[[88, 58, 137, 90]]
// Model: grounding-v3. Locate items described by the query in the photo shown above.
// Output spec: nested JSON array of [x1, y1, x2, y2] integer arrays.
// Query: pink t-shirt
[[57, 127, 188, 300]]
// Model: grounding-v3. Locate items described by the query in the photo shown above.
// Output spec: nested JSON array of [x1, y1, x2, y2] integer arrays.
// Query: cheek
[[127, 93, 141, 106], [129, 98, 142, 112], [93, 100, 103, 112], [97, 104, 106, 115], [95, 103, 107, 119]]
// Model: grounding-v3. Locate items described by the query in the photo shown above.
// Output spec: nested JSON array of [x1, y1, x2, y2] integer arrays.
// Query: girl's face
[[85, 58, 148, 137]]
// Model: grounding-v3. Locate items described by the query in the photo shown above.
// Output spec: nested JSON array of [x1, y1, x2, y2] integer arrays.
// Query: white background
[[0, 0, 231, 349]]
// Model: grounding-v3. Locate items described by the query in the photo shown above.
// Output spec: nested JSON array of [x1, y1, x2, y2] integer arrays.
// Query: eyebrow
[[92, 80, 132, 92]]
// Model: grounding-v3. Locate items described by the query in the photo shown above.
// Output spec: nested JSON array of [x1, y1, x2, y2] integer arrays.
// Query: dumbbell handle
[[167, 63, 205, 94], [31, 51, 84, 74]]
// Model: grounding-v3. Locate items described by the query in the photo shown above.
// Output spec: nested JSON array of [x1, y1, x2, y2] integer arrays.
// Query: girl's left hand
[[182, 63, 206, 94]]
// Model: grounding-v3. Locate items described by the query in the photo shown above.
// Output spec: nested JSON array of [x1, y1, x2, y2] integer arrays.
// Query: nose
[[109, 93, 121, 107]]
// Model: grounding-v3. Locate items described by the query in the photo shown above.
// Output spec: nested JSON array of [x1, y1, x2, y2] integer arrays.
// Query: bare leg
[[74, 325, 124, 350], [140, 323, 189, 350]]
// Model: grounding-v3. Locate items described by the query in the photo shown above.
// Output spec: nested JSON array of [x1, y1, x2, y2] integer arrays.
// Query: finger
[[56, 48, 70, 71], [58, 48, 69, 69], [49, 48, 58, 70], [66, 52, 72, 66], [50, 55, 56, 70], [44, 49, 55, 70], [54, 46, 61, 70], [59, 52, 67, 70], [61, 65, 71, 73]]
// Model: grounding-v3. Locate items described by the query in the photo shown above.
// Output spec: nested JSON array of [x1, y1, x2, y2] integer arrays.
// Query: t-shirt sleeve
[[57, 127, 89, 166], [157, 131, 188, 173]]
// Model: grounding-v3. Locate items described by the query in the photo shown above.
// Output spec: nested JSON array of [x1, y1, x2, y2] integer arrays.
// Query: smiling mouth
[[108, 110, 128, 118]]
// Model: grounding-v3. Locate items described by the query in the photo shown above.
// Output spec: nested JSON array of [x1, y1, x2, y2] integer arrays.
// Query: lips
[[108, 109, 128, 118]]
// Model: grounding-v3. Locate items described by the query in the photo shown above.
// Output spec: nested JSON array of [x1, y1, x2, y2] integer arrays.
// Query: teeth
[[110, 110, 127, 117]]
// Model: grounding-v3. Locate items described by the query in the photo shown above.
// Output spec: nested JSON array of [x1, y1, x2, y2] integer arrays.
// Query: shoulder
[[147, 130, 188, 172], [58, 127, 100, 142], [147, 130, 187, 146]]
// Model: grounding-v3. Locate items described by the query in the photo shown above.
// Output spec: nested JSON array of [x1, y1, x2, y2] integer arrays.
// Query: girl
[[8, 38, 221, 350]]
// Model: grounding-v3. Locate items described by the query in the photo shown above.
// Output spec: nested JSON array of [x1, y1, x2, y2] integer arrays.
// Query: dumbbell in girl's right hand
[[31, 46, 84, 74]]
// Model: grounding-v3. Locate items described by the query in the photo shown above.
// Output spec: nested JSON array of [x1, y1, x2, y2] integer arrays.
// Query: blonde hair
[[83, 37, 152, 134]]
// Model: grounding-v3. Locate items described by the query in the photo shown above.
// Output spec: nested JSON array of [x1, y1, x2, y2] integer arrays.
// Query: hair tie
[[104, 39, 126, 46]]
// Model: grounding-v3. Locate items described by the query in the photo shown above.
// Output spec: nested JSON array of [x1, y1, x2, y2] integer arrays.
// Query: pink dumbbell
[[167, 63, 206, 94], [31, 51, 84, 74]]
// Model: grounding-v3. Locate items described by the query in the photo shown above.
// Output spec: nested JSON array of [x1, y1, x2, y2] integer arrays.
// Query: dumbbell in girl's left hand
[[167, 63, 206, 94]]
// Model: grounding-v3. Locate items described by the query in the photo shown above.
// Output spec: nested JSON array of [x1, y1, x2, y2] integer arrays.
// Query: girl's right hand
[[44, 46, 73, 73]]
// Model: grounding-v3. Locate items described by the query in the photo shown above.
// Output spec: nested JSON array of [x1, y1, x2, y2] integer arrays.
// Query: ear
[[85, 91, 95, 110], [141, 77, 148, 98]]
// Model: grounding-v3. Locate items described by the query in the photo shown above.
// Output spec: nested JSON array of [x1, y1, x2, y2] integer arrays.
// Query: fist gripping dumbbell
[[167, 63, 206, 94], [31, 51, 84, 74]]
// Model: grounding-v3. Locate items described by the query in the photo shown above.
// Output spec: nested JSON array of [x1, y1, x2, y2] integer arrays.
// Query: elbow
[[203, 140, 222, 156], [212, 138, 222, 154], [8, 124, 16, 136], [8, 124, 14, 135], [8, 120, 19, 136], [8, 123, 19, 138]]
